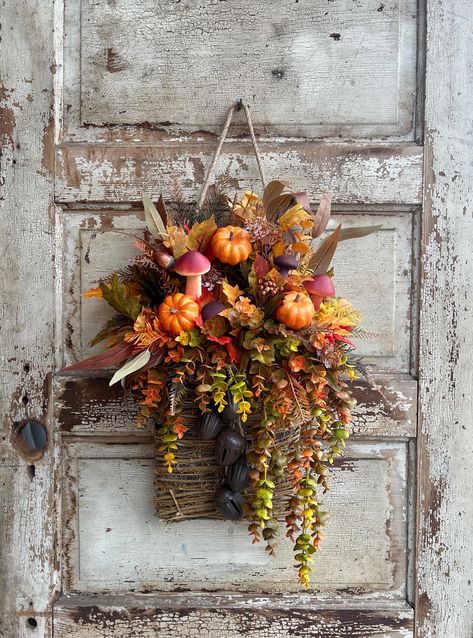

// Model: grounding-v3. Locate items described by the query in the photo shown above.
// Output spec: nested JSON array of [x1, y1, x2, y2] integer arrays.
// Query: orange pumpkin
[[210, 226, 252, 265], [158, 293, 200, 336], [275, 291, 315, 330]]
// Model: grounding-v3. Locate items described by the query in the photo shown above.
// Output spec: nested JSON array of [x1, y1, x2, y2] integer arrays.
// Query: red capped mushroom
[[304, 274, 335, 311], [173, 250, 211, 299]]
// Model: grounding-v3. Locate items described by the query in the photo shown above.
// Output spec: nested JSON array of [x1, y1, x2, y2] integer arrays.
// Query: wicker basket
[[154, 398, 299, 522]]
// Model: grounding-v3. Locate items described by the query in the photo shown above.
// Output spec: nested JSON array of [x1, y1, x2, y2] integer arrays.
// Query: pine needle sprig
[[169, 171, 200, 226], [202, 168, 233, 226], [117, 262, 175, 306]]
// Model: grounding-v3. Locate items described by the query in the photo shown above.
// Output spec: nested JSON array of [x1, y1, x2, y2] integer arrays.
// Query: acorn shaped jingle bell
[[221, 391, 240, 423], [198, 411, 224, 440], [214, 485, 244, 520], [228, 455, 251, 492], [215, 427, 246, 466]]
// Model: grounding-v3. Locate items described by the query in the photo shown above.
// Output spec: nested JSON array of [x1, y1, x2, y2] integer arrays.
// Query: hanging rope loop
[[197, 99, 266, 208]]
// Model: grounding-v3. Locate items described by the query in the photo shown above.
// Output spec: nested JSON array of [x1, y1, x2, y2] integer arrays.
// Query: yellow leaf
[[165, 226, 188, 258], [186, 216, 217, 252], [272, 241, 286, 257], [222, 280, 243, 305], [279, 203, 314, 232], [291, 242, 310, 254], [82, 287, 103, 299]]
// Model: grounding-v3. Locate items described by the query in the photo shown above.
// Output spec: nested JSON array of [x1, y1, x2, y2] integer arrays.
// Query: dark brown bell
[[228, 455, 251, 492], [214, 486, 244, 520], [215, 428, 246, 466], [221, 391, 240, 423], [198, 411, 223, 440]]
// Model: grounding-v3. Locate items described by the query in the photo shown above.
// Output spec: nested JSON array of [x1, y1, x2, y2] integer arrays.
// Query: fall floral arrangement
[[65, 177, 373, 587]]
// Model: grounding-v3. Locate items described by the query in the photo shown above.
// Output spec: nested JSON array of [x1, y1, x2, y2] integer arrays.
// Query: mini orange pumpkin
[[210, 226, 252, 265], [275, 291, 315, 330], [158, 293, 200, 336]]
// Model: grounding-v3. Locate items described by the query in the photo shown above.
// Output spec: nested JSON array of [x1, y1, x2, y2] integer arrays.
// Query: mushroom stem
[[185, 274, 202, 299]]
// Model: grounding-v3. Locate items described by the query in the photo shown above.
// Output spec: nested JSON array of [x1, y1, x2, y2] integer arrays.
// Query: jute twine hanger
[[197, 99, 267, 208]]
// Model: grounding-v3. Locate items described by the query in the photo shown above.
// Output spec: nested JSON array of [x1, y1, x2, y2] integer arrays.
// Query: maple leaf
[[165, 225, 188, 258], [197, 289, 214, 307], [207, 334, 231, 345], [252, 254, 270, 278], [99, 274, 142, 320], [225, 341, 238, 363], [222, 280, 243, 306], [187, 216, 217, 252]]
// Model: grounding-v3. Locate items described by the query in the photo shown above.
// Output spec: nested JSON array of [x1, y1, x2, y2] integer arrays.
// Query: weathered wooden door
[[2, 1, 472, 637]]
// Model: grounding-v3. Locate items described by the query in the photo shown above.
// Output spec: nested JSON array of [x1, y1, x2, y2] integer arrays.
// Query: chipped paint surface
[[54, 596, 414, 637], [56, 144, 423, 205], [416, 3, 473, 636], [0, 1, 58, 635]]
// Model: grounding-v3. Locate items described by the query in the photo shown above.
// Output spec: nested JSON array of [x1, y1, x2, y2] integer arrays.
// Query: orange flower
[[289, 355, 306, 372], [165, 346, 185, 363], [172, 417, 189, 440]]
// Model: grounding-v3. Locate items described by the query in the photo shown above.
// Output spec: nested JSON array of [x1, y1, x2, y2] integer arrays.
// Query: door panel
[[75, 0, 416, 137], [61, 440, 407, 596], [52, 0, 421, 634]]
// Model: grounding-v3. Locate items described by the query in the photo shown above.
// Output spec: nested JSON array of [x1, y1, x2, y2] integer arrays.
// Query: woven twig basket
[[154, 398, 299, 522]]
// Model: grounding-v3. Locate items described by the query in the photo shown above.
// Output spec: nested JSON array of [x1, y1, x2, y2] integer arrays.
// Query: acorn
[[214, 486, 244, 520], [155, 250, 175, 271], [228, 455, 251, 492], [198, 411, 224, 440], [215, 428, 246, 466]]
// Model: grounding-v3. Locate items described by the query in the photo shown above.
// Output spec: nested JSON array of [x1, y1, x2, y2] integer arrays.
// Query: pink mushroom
[[174, 250, 211, 299], [304, 274, 335, 311]]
